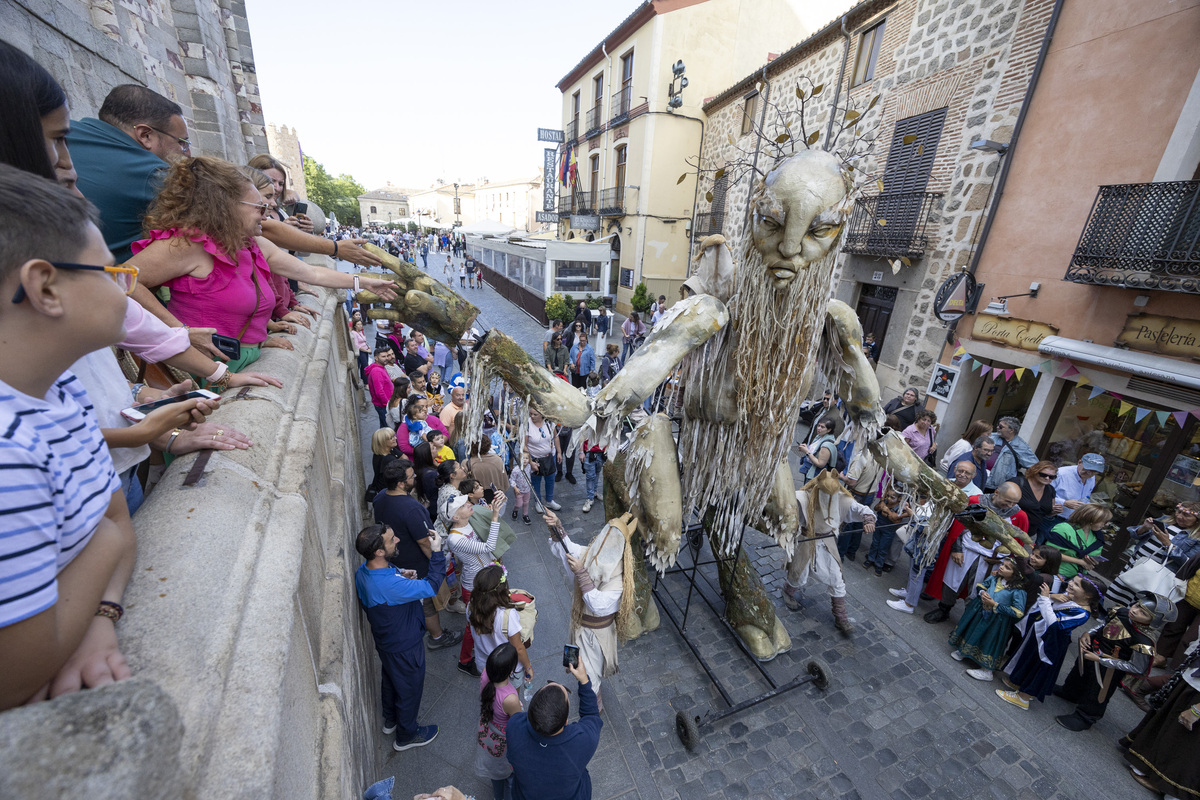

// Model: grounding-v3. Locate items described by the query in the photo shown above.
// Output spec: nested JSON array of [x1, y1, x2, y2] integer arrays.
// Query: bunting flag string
[[1119, 401, 1134, 416], [1134, 407, 1152, 423], [1174, 411, 1190, 427], [1155, 411, 1170, 426], [1089, 385, 1106, 400]]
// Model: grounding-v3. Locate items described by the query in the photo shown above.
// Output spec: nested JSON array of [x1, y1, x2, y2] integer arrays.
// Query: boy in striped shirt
[[0, 166, 139, 709]]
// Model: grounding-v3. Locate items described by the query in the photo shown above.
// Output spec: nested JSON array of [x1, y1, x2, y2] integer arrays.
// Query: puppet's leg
[[601, 451, 659, 640]]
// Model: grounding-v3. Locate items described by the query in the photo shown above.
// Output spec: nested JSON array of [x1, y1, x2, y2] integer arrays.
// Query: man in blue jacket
[[354, 522, 445, 751], [507, 659, 602, 800]]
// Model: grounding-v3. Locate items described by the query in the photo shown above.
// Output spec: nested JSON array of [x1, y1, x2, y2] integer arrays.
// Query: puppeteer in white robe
[[785, 487, 876, 599]]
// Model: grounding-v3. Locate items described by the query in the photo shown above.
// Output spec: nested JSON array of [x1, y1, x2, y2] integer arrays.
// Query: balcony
[[599, 186, 626, 216], [841, 191, 942, 259], [565, 119, 578, 143], [1065, 181, 1200, 294], [610, 86, 632, 125], [585, 103, 603, 138], [557, 192, 575, 219]]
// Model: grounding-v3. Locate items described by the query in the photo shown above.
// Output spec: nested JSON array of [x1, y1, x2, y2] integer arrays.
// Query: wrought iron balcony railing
[[557, 192, 576, 218], [610, 86, 632, 125], [1065, 181, 1200, 294], [841, 191, 942, 259], [585, 103, 603, 138], [599, 186, 626, 216], [565, 119, 578, 143]]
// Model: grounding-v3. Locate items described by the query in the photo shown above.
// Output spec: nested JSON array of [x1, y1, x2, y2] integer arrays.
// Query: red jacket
[[364, 362, 393, 408], [925, 496, 1029, 595]]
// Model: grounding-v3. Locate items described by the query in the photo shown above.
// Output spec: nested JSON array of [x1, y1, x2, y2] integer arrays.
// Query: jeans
[[491, 776, 513, 800], [837, 492, 875, 560], [374, 404, 388, 429], [120, 466, 144, 516], [530, 469, 555, 505], [584, 454, 602, 499], [866, 522, 902, 569], [903, 554, 931, 606]]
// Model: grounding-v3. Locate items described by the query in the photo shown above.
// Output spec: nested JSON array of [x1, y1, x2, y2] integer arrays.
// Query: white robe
[[551, 536, 622, 692], [942, 530, 999, 595], [785, 491, 875, 598]]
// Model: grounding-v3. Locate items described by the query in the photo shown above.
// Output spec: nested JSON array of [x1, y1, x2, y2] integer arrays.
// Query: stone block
[[0, 679, 182, 798]]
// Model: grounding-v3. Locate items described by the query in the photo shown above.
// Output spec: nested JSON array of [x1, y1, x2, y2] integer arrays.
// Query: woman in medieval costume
[[1121, 638, 1200, 798]]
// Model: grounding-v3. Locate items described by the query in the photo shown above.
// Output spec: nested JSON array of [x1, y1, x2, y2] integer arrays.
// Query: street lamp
[[453, 182, 461, 228]]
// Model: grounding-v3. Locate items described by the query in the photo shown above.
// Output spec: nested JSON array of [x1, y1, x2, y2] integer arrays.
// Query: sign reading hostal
[[1116, 314, 1200, 360], [971, 314, 1059, 351]]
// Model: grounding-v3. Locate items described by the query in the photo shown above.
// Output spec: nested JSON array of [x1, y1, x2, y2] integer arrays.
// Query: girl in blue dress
[[949, 559, 1026, 682]]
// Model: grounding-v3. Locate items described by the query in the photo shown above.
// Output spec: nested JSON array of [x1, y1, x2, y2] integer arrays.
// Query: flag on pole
[[568, 148, 578, 188]]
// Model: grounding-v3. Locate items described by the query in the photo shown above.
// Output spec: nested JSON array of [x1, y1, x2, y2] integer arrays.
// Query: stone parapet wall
[[0, 272, 379, 798], [2, 0, 268, 163]]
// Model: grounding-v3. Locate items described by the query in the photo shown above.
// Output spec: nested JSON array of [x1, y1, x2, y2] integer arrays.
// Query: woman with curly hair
[[468, 564, 533, 680], [126, 156, 395, 372]]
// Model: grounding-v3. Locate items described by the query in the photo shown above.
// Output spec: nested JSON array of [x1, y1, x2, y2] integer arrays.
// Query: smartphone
[[120, 389, 220, 422], [291, 201, 308, 216], [563, 644, 580, 668], [211, 333, 241, 360]]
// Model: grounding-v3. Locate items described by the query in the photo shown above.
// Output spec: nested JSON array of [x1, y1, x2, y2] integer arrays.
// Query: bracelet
[[131, 383, 145, 404], [1191, 705, 1200, 715], [332, 240, 339, 259], [210, 370, 232, 390], [207, 362, 228, 383], [96, 600, 124, 623], [165, 428, 184, 454], [353, 275, 360, 294]]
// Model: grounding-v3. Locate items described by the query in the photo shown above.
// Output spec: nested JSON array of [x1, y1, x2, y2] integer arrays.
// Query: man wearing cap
[[1051, 453, 1106, 525]]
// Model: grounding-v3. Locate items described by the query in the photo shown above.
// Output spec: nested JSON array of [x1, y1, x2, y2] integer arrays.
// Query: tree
[[630, 282, 652, 313], [303, 155, 366, 227]]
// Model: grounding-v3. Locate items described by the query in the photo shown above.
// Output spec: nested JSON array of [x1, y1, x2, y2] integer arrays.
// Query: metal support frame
[[653, 520, 831, 750]]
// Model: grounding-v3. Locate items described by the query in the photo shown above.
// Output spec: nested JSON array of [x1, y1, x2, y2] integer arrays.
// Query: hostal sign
[[971, 313, 1058, 351]]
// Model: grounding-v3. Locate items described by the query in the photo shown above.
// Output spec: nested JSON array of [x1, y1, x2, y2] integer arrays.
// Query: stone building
[[3, 0, 268, 163], [942, 0, 1200, 556], [473, 171, 546, 232], [358, 183, 411, 226], [694, 0, 1057, 402], [554, 0, 830, 313], [407, 181, 477, 229], [265, 122, 307, 199]]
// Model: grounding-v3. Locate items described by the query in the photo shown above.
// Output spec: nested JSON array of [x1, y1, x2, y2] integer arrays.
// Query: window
[[370, 205, 377, 214], [571, 91, 580, 138], [740, 92, 758, 136], [621, 51, 634, 89], [710, 171, 728, 232], [593, 72, 604, 105], [615, 146, 627, 193], [852, 18, 886, 86], [589, 154, 600, 211]]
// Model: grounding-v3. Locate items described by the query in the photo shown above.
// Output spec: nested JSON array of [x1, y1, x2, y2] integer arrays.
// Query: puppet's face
[[750, 151, 849, 289]]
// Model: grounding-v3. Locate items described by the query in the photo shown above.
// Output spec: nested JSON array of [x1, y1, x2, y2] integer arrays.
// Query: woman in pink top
[[476, 642, 522, 797], [127, 157, 396, 373]]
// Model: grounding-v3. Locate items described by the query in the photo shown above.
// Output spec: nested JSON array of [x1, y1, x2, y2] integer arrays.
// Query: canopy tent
[[455, 219, 517, 237]]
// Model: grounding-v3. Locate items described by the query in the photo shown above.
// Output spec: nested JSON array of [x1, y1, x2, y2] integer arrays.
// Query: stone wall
[[695, 0, 1055, 402], [0, 276, 381, 799], [266, 122, 308, 199], [2, 0, 268, 163]]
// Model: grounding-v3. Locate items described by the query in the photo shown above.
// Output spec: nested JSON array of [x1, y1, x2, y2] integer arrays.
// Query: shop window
[[554, 260, 602, 294]]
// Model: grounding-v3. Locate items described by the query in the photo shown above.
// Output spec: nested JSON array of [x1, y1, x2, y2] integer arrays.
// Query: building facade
[[407, 181, 476, 229], [554, 0, 821, 314], [943, 0, 1200, 559], [358, 184, 411, 226], [3, 0, 268, 163], [473, 172, 546, 232], [265, 123, 307, 199], [695, 0, 1056, 403]]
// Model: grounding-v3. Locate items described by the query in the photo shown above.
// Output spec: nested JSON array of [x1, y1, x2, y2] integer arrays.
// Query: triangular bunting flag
[[1134, 407, 1152, 423], [1089, 385, 1106, 400], [980, 366, 990, 378], [954, 346, 966, 357], [1155, 411, 1170, 426], [1192, 409, 1200, 420], [1119, 401, 1134, 416], [1173, 411, 1190, 427], [1029, 363, 1040, 377], [1062, 365, 1080, 378], [1014, 367, 1026, 380], [954, 339, 962, 349], [1004, 369, 1015, 381], [1076, 375, 1091, 387]]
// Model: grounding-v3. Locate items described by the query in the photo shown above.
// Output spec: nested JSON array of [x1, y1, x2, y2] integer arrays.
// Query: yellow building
[[407, 181, 476, 230], [473, 172, 546, 232], [553, 0, 827, 313]]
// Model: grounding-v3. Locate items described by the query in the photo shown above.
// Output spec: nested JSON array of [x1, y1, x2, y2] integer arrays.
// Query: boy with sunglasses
[[0, 166, 143, 710]]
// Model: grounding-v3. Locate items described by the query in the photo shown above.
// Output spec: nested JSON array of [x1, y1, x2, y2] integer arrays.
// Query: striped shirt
[[0, 372, 118, 627]]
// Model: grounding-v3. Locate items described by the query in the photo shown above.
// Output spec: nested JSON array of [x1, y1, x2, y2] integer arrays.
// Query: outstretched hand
[[337, 238, 384, 267]]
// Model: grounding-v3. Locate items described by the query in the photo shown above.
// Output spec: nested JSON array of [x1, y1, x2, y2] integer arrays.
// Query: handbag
[[1119, 546, 1186, 604], [508, 589, 537, 648]]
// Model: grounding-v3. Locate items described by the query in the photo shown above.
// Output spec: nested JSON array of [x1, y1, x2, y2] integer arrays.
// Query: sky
[[245, 0, 853, 192]]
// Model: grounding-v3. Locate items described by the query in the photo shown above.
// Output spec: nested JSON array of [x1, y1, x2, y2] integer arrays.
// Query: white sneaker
[[582, 498, 593, 513], [966, 668, 994, 682], [888, 588, 908, 598], [546, 500, 562, 511], [886, 598, 914, 614], [950, 649, 965, 662]]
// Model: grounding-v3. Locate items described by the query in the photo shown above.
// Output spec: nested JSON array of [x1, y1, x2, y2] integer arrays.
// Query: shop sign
[[535, 211, 558, 223], [971, 313, 1058, 351], [571, 214, 600, 230], [933, 271, 978, 323], [1116, 314, 1200, 360], [537, 128, 564, 143], [543, 148, 556, 211]]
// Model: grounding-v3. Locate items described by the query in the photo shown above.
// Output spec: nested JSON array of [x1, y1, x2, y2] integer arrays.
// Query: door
[[855, 284, 896, 355]]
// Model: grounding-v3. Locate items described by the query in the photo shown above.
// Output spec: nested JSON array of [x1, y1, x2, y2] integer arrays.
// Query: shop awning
[[1038, 336, 1200, 391]]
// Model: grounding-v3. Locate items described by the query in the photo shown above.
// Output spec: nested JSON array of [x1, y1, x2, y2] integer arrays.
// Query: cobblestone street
[[360, 252, 1143, 800]]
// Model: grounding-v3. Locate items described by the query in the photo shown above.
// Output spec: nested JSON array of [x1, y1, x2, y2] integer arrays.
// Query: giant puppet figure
[[357, 148, 1032, 661]]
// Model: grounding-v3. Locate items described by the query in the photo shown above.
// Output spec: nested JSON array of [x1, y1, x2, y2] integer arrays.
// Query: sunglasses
[[12, 262, 139, 304], [240, 200, 272, 216], [1038, 472, 1057, 480]]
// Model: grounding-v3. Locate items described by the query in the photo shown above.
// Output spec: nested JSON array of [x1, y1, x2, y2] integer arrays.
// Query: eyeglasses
[[240, 200, 272, 216], [11, 262, 139, 304], [139, 124, 190, 152], [1038, 472, 1057, 480]]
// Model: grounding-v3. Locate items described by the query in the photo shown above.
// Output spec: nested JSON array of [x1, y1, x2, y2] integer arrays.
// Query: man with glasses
[[1050, 452, 1106, 524], [506, 657, 602, 800], [947, 434, 994, 491], [68, 85, 191, 261]]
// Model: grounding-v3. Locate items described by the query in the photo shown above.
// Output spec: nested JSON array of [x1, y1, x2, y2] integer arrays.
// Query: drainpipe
[[601, 42, 611, 213], [825, 15, 852, 149], [744, 64, 772, 229], [950, 0, 1065, 340]]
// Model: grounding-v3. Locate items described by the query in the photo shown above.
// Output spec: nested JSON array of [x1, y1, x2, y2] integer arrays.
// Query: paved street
[[357, 251, 1143, 800]]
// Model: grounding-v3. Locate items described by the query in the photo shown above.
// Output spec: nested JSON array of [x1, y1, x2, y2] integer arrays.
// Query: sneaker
[[874, 569, 884, 577], [523, 515, 531, 525], [995, 689, 1029, 710], [382, 722, 397, 735], [582, 498, 594, 513], [966, 668, 994, 682], [862, 560, 874, 570], [512, 508, 518, 520], [426, 629, 462, 650], [888, 588, 908, 598], [886, 598, 915, 614], [881, 564, 894, 573], [394, 724, 439, 751], [950, 649, 965, 662], [546, 500, 562, 511], [457, 661, 481, 677]]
